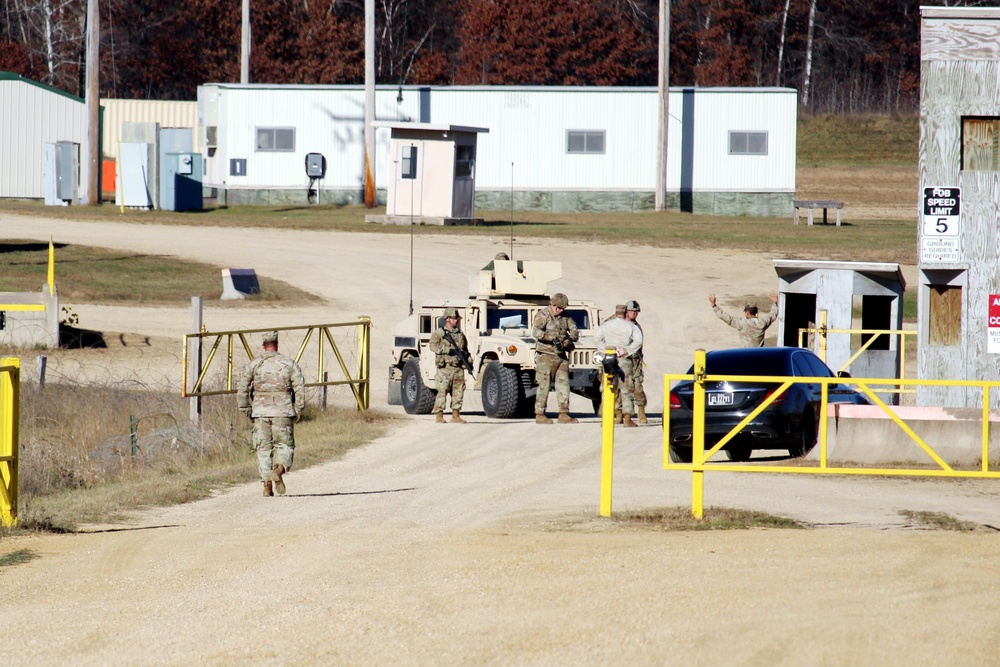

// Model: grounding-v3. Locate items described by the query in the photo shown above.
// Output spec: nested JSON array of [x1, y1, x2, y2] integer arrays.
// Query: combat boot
[[451, 410, 467, 424], [622, 414, 638, 428], [558, 412, 579, 424], [272, 464, 286, 495], [614, 410, 623, 424], [435, 411, 446, 424], [638, 406, 648, 424], [263, 481, 274, 497], [535, 413, 553, 424]]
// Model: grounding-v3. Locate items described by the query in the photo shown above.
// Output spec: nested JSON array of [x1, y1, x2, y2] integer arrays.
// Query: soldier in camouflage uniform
[[709, 291, 779, 347], [624, 300, 648, 424], [428, 307, 469, 424], [532, 292, 580, 424], [237, 331, 305, 497], [595, 304, 643, 427]]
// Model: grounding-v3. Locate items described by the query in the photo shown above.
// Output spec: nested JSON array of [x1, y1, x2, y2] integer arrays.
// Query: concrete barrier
[[221, 268, 260, 300], [814, 404, 1000, 466]]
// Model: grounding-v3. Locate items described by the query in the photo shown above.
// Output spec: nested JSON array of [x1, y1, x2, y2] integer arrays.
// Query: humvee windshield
[[487, 309, 529, 329], [564, 309, 590, 329]]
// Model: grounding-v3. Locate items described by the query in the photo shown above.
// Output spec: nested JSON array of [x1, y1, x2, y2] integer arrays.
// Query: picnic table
[[794, 199, 844, 226]]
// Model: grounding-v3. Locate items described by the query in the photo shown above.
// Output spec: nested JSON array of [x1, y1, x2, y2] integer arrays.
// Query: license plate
[[708, 392, 734, 406]]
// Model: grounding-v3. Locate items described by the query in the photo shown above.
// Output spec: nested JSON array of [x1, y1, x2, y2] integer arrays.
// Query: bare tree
[[776, 0, 790, 85]]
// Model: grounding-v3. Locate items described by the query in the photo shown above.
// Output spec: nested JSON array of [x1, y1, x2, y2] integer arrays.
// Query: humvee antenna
[[509, 162, 514, 258], [409, 146, 415, 315]]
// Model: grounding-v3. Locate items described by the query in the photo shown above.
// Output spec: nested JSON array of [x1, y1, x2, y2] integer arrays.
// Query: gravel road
[[2, 212, 999, 666]]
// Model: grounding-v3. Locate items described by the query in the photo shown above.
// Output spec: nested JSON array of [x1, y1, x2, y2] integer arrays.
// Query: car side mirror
[[836, 371, 851, 378]]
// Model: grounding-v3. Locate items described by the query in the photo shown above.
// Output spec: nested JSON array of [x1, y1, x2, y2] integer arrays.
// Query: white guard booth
[[367, 122, 489, 226]]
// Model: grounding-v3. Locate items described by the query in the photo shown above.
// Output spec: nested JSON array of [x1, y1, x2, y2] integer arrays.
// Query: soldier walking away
[[595, 304, 643, 427], [237, 331, 305, 497], [532, 293, 581, 424], [624, 300, 648, 424], [428, 307, 469, 423], [709, 291, 779, 347]]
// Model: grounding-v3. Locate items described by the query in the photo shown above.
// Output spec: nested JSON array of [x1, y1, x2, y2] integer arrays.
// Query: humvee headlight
[[506, 345, 518, 355]]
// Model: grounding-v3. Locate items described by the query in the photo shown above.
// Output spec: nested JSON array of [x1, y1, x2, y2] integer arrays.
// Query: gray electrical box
[[305, 153, 326, 179]]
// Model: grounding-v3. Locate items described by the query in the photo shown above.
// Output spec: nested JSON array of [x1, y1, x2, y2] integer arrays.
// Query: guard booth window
[[783, 293, 817, 347], [858, 295, 892, 351], [929, 285, 961, 346]]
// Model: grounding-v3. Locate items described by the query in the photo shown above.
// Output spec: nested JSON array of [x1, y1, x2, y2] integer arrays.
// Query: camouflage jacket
[[428, 325, 469, 368], [533, 307, 580, 357], [237, 351, 306, 418], [713, 304, 778, 347]]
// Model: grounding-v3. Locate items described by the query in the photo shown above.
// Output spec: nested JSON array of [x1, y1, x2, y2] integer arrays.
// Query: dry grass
[[898, 509, 988, 532], [614, 506, 807, 530], [0, 548, 38, 567]]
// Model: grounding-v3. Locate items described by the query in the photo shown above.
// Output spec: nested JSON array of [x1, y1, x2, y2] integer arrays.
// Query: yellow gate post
[[692, 349, 707, 519], [599, 350, 618, 517], [0, 357, 20, 527]]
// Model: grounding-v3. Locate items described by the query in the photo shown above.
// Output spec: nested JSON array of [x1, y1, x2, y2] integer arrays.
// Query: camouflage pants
[[433, 365, 466, 412], [615, 356, 646, 413], [252, 417, 295, 482], [534, 352, 571, 414], [610, 356, 636, 414]]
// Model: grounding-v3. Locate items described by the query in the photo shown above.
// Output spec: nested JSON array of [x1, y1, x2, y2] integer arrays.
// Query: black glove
[[448, 349, 458, 356]]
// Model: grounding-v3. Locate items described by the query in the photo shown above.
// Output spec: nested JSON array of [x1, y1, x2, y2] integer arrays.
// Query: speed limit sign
[[922, 187, 960, 237]]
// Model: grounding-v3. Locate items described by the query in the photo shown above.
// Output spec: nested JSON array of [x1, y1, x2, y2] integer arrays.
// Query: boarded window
[[255, 127, 295, 152], [566, 130, 605, 154], [928, 285, 961, 346], [961, 118, 1000, 171], [729, 131, 768, 155]]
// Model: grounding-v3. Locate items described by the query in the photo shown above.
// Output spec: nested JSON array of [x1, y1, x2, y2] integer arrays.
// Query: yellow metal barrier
[[182, 320, 371, 411], [663, 349, 1000, 519], [599, 353, 617, 517], [0, 357, 20, 527]]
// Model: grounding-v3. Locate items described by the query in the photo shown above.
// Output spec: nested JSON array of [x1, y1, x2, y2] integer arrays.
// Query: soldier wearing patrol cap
[[428, 307, 470, 423], [624, 300, 647, 424], [595, 304, 643, 427], [708, 291, 779, 347], [237, 330, 305, 497], [532, 292, 580, 424]]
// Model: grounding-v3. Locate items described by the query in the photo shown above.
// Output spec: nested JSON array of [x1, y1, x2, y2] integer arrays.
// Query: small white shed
[[368, 121, 489, 225]]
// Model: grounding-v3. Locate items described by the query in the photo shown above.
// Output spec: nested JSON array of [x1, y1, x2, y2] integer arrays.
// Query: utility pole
[[655, 0, 670, 211], [241, 0, 250, 84], [85, 0, 99, 205], [364, 0, 376, 208]]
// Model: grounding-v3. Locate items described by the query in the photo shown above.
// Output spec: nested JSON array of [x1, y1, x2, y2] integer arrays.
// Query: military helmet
[[262, 330, 278, 344], [494, 252, 510, 260], [443, 307, 460, 319], [626, 300, 640, 312], [550, 293, 569, 309]]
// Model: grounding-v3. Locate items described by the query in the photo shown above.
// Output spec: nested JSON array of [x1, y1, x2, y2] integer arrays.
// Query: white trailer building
[[196, 84, 797, 216]]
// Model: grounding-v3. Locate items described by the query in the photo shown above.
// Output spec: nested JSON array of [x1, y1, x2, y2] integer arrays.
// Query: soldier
[[709, 291, 780, 347], [428, 307, 469, 424], [532, 292, 580, 424], [594, 304, 643, 427], [237, 331, 305, 497], [624, 300, 648, 424]]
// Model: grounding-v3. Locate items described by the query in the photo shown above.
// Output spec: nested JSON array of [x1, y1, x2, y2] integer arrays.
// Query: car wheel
[[668, 445, 693, 464], [726, 444, 753, 462], [481, 361, 520, 419], [789, 411, 817, 457], [400, 358, 436, 415]]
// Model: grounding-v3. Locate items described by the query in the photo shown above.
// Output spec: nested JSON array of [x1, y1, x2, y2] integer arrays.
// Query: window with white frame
[[566, 130, 605, 154], [729, 131, 768, 155], [255, 127, 296, 152]]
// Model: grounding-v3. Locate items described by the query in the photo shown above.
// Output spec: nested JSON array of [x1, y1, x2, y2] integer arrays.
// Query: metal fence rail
[[663, 349, 1000, 518], [182, 320, 371, 411], [0, 357, 20, 527]]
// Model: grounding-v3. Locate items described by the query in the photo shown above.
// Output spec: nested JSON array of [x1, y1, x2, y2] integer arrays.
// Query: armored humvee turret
[[387, 260, 603, 418]]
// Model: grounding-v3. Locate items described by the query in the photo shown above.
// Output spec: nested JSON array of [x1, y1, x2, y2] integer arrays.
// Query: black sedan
[[667, 347, 869, 463]]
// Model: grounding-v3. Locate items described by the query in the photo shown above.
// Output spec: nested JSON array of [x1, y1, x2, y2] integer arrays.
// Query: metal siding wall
[[0, 80, 87, 199], [101, 99, 200, 157], [199, 84, 796, 195]]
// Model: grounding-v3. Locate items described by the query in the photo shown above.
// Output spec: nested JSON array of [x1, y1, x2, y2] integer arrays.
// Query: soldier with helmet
[[624, 300, 648, 424], [595, 304, 643, 427], [428, 307, 469, 423], [237, 330, 306, 497], [532, 292, 580, 424]]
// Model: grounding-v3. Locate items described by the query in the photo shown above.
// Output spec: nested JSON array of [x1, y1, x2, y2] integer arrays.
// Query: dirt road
[[2, 213, 999, 666]]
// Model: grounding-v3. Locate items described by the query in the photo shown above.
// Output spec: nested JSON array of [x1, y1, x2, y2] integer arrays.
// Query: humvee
[[387, 260, 604, 418]]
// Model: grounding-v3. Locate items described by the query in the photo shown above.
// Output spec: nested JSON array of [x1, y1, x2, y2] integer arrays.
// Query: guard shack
[[367, 122, 488, 226], [774, 260, 905, 400], [918, 7, 1000, 408]]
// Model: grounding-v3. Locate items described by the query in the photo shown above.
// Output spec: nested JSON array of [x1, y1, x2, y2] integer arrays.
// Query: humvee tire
[[401, 358, 436, 414], [481, 361, 520, 419]]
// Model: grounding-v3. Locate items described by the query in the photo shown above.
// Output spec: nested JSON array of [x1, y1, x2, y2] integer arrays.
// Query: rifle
[[442, 329, 476, 379]]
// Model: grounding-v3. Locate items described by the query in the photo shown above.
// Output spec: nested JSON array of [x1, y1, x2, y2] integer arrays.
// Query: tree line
[[0, 0, 992, 113]]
